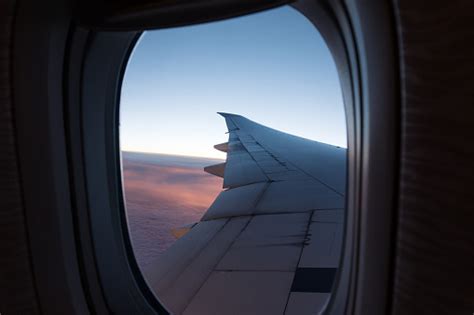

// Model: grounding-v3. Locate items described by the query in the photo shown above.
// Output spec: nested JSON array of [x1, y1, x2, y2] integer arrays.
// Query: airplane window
[[120, 5, 346, 315]]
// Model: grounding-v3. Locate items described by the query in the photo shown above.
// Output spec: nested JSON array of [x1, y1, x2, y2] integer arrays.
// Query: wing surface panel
[[152, 217, 251, 315], [183, 271, 294, 315], [285, 292, 330, 315], [216, 213, 310, 271], [223, 113, 346, 194], [146, 219, 228, 293], [201, 182, 268, 220]]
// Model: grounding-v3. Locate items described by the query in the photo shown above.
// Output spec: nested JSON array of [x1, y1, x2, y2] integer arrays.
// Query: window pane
[[120, 6, 346, 315]]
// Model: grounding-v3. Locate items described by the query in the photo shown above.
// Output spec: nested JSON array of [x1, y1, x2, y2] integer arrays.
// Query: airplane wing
[[145, 113, 346, 315]]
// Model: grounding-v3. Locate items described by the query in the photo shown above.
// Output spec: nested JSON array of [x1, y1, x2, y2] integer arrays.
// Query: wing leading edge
[[146, 113, 346, 315]]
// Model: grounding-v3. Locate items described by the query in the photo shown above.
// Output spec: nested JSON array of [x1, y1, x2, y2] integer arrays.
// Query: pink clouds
[[123, 160, 221, 210], [122, 157, 223, 269]]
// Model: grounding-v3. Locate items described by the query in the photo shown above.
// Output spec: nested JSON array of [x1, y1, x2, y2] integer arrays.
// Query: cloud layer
[[122, 157, 223, 270]]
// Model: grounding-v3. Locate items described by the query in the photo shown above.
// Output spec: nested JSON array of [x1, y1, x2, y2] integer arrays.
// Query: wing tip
[[217, 112, 241, 118]]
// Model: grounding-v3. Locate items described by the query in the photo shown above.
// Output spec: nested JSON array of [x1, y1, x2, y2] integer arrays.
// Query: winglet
[[217, 112, 240, 131], [217, 112, 231, 117], [217, 112, 242, 118]]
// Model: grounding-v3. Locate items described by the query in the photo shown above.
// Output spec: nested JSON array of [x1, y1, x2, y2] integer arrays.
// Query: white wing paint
[[146, 113, 346, 315]]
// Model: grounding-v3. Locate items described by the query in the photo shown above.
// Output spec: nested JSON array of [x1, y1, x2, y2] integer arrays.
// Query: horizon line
[[121, 149, 226, 160]]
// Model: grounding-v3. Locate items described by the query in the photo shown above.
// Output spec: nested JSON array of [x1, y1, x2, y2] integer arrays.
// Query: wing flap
[[299, 221, 343, 268]]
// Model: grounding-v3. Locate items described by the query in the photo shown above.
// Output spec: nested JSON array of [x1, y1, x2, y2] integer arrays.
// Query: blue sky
[[120, 6, 346, 159]]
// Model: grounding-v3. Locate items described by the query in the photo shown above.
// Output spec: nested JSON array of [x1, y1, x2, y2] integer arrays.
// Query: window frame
[[12, 1, 399, 314]]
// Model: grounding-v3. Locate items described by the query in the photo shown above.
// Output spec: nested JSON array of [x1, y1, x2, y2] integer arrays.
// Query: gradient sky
[[120, 5, 346, 159]]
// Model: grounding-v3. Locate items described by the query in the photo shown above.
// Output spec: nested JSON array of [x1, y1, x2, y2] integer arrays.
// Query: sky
[[120, 5, 346, 159]]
